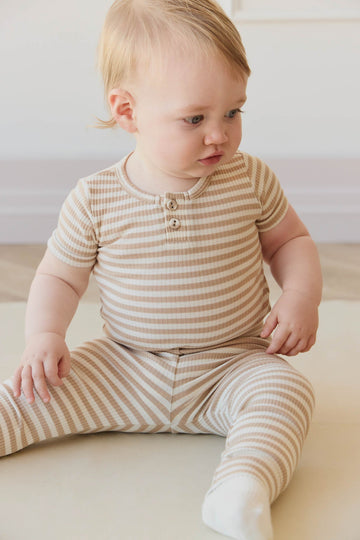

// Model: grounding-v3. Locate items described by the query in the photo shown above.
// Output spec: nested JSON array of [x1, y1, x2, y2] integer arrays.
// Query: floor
[[0, 243, 359, 302]]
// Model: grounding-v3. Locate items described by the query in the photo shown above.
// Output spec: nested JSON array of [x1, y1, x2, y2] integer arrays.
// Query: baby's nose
[[204, 125, 228, 145]]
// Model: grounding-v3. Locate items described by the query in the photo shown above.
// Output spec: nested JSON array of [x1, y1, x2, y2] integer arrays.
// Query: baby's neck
[[125, 152, 200, 195]]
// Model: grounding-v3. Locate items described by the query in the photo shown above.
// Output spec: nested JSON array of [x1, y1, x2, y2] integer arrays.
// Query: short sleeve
[[244, 154, 289, 232], [47, 179, 98, 268]]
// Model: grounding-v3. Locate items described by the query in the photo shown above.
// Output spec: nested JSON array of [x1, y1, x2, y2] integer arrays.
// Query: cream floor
[[0, 243, 359, 302]]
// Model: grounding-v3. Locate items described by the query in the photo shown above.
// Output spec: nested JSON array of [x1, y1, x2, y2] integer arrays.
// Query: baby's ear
[[108, 89, 137, 133]]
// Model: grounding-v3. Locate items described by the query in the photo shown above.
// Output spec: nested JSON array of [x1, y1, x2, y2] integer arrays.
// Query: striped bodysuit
[[0, 151, 314, 504]]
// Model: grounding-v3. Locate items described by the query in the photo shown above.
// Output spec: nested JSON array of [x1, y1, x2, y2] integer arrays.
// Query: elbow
[[264, 232, 313, 266], [34, 271, 88, 300]]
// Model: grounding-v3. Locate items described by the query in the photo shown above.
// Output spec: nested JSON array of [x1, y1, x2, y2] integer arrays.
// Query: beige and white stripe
[[0, 338, 314, 503], [48, 151, 288, 351], [0, 151, 314, 503]]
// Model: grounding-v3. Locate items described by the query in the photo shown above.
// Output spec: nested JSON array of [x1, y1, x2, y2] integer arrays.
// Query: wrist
[[25, 330, 66, 344], [282, 288, 321, 306]]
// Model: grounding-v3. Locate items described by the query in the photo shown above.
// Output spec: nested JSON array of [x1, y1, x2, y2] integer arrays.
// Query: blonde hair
[[96, 0, 251, 129]]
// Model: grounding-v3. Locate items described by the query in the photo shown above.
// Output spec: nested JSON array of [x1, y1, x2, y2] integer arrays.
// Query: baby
[[1, 1, 322, 539]]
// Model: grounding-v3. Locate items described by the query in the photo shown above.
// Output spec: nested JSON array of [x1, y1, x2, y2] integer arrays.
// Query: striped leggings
[[0, 337, 314, 502]]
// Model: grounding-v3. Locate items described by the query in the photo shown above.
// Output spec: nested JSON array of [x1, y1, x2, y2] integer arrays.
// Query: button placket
[[165, 196, 181, 231], [164, 194, 188, 241]]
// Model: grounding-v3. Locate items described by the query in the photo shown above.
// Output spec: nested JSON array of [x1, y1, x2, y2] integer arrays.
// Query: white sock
[[202, 475, 273, 540]]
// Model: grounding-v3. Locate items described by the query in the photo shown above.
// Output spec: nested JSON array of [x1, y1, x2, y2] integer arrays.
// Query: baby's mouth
[[198, 152, 224, 166]]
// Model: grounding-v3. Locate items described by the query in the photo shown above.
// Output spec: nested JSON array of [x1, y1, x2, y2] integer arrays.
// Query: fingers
[[279, 336, 308, 356], [20, 365, 36, 404], [12, 366, 23, 399], [260, 312, 277, 339], [286, 335, 316, 356], [13, 355, 69, 404], [13, 363, 48, 404], [267, 326, 317, 356], [57, 351, 71, 379], [32, 361, 52, 403], [43, 356, 64, 387], [12, 334, 71, 404], [13, 363, 57, 404]]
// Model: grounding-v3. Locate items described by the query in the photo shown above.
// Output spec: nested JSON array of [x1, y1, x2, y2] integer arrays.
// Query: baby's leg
[[0, 338, 174, 457], [201, 352, 315, 540]]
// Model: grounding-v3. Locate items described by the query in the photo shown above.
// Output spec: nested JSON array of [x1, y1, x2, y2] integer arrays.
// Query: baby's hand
[[13, 332, 71, 404], [261, 290, 319, 356]]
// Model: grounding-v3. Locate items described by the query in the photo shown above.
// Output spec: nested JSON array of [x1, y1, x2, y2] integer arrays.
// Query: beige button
[[166, 199, 178, 211], [169, 218, 181, 230]]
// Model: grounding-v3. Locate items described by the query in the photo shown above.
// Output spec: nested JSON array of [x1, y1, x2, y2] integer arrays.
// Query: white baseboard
[[0, 159, 111, 244], [266, 157, 360, 243], [0, 158, 359, 243]]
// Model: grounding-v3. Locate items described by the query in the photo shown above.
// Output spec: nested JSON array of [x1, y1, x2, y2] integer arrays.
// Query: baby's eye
[[225, 108, 243, 119], [184, 114, 204, 125]]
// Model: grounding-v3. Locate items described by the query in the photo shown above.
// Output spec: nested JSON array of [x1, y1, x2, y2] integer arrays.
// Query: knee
[[262, 359, 315, 438], [272, 357, 316, 422], [256, 354, 315, 408], [223, 354, 315, 425], [291, 366, 315, 416]]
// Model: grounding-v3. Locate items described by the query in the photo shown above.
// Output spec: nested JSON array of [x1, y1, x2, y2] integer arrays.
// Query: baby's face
[[130, 52, 247, 186]]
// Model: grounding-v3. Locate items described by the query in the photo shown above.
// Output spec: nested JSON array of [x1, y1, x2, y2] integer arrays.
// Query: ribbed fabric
[[0, 151, 315, 509], [48, 152, 288, 351], [0, 338, 314, 505]]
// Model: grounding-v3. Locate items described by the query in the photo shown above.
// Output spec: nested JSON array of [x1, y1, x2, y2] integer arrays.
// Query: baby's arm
[[13, 249, 92, 403], [259, 205, 322, 356]]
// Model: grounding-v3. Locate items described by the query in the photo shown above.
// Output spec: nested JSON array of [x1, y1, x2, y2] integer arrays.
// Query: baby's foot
[[202, 475, 273, 540]]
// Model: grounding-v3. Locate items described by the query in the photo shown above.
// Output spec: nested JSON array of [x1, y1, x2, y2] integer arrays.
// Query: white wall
[[235, 11, 360, 242], [1, 0, 133, 160], [0, 1, 359, 242], [238, 16, 360, 158]]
